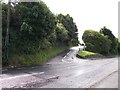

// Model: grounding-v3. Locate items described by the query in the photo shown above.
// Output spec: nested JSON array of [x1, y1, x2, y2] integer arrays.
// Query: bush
[[82, 30, 111, 55], [100, 26, 118, 54]]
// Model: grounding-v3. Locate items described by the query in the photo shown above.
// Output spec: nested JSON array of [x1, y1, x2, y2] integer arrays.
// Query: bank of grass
[[9, 47, 68, 67], [77, 50, 103, 59], [78, 50, 96, 57]]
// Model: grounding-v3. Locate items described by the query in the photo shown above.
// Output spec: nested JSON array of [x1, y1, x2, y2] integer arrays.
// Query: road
[[0, 46, 119, 88]]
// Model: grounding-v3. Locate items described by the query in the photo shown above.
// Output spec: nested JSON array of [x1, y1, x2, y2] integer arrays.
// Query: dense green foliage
[[2, 1, 79, 66], [82, 28, 120, 56], [57, 14, 79, 46], [56, 22, 68, 43], [82, 30, 111, 55], [11, 2, 56, 53], [100, 26, 118, 54]]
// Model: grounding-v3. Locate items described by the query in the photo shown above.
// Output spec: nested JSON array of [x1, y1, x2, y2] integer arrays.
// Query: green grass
[[9, 47, 68, 67], [77, 50, 105, 59], [77, 50, 97, 57]]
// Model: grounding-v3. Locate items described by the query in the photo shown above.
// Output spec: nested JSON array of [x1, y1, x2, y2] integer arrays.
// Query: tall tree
[[56, 22, 68, 43], [10, 1, 56, 53], [100, 26, 117, 54], [57, 14, 79, 46]]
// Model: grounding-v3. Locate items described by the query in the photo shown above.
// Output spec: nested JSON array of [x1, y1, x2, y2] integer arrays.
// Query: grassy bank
[[9, 47, 68, 67], [77, 50, 103, 59], [77, 50, 96, 57]]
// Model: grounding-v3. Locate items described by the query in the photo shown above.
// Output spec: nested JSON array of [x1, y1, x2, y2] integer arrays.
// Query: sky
[[2, 0, 119, 42], [42, 0, 119, 43]]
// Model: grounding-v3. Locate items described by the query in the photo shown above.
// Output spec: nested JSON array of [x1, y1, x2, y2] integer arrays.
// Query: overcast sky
[[2, 0, 119, 42], [42, 0, 119, 42]]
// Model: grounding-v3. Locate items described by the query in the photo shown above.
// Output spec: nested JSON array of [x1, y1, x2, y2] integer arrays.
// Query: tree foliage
[[56, 22, 68, 43], [57, 14, 79, 46], [100, 26, 118, 54], [2, 1, 79, 65], [82, 30, 111, 55]]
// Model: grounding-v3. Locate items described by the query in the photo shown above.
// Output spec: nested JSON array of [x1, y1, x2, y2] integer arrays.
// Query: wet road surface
[[0, 46, 119, 88]]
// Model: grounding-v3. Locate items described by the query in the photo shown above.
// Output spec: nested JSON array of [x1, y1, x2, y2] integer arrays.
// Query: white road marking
[[65, 51, 71, 58], [0, 72, 44, 81], [65, 51, 71, 56], [62, 59, 64, 62], [62, 50, 78, 62], [62, 51, 71, 62]]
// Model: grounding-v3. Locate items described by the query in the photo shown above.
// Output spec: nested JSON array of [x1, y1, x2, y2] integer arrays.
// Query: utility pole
[[5, 0, 10, 65]]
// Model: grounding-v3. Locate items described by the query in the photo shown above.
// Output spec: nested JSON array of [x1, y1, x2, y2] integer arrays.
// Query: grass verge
[[76, 50, 103, 59], [77, 50, 96, 57], [9, 47, 68, 67]]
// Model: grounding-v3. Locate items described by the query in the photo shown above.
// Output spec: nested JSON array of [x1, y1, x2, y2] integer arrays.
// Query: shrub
[[82, 30, 111, 55]]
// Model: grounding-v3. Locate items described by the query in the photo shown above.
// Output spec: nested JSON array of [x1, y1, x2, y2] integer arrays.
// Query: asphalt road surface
[[0, 46, 119, 88]]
